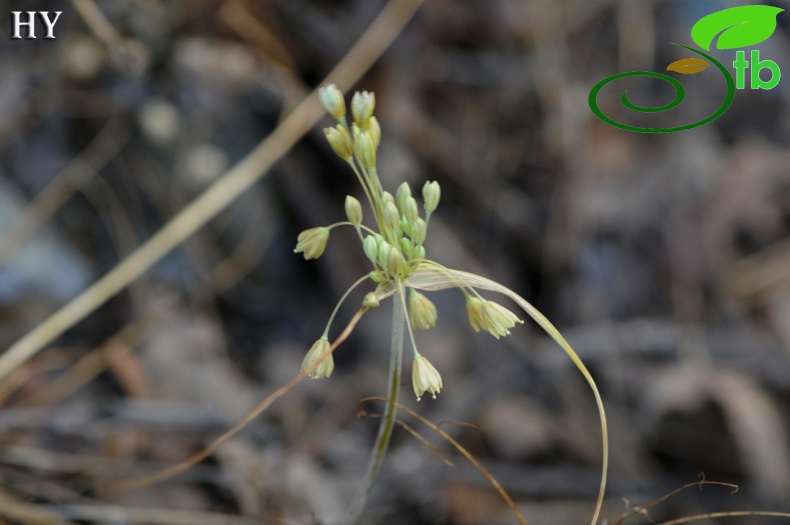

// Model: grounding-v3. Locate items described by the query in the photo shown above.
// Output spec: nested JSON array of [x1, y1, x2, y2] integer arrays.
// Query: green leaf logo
[[691, 5, 784, 51]]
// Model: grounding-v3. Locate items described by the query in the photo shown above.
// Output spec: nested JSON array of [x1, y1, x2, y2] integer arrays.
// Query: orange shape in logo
[[666, 57, 710, 74]]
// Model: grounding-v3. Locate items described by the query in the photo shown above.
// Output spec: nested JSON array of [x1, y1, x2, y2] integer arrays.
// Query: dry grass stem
[[107, 306, 368, 491], [359, 396, 528, 525], [0, 117, 130, 266]]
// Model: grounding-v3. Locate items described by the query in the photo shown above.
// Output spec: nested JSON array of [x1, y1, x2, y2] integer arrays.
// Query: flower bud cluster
[[315, 85, 443, 278], [298, 86, 524, 402]]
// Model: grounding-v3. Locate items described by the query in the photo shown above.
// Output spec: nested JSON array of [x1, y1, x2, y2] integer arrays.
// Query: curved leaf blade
[[690, 5, 784, 51], [666, 57, 709, 74]]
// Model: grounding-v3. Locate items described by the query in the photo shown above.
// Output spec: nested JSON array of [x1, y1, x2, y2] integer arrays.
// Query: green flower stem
[[343, 282, 405, 525], [397, 281, 421, 358], [345, 158, 380, 229], [325, 220, 375, 244], [367, 167, 384, 200], [322, 275, 372, 339], [327, 221, 377, 236]]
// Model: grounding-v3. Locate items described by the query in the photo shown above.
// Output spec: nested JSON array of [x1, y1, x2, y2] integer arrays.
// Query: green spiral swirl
[[588, 44, 735, 133]]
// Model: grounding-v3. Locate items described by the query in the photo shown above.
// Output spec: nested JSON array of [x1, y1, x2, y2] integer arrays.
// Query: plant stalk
[[343, 288, 405, 524]]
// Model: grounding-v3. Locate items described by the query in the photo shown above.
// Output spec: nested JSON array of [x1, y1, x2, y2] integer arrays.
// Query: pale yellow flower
[[412, 355, 442, 401], [466, 296, 522, 339], [324, 125, 353, 160], [294, 227, 329, 260], [466, 296, 486, 332], [422, 181, 441, 213], [301, 338, 334, 379], [351, 90, 375, 127], [345, 195, 363, 225], [409, 290, 437, 330], [318, 84, 345, 120]]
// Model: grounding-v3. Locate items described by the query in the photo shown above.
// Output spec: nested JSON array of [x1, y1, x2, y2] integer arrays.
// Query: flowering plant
[[295, 85, 608, 525]]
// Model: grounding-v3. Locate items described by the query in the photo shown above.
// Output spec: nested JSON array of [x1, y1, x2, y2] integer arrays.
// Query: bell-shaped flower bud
[[400, 237, 412, 258], [351, 90, 375, 127], [386, 248, 406, 276], [381, 191, 395, 208], [301, 338, 333, 379], [318, 84, 346, 120], [345, 195, 363, 225], [355, 130, 376, 169], [324, 125, 353, 160], [377, 241, 392, 270], [363, 235, 379, 263], [384, 201, 400, 232], [422, 180, 441, 213], [396, 182, 411, 213], [412, 355, 442, 400], [409, 290, 437, 330], [466, 296, 523, 339], [368, 116, 381, 150], [319, 84, 346, 120], [294, 227, 329, 260], [410, 217, 427, 245], [404, 196, 419, 224]]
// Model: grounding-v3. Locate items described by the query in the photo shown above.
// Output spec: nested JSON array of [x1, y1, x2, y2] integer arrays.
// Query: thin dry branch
[[614, 478, 739, 525], [0, 117, 130, 266], [0, 487, 75, 525], [106, 306, 368, 492], [358, 396, 528, 525]]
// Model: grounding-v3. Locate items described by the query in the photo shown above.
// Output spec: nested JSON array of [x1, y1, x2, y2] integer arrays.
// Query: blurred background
[[1, 0, 790, 523]]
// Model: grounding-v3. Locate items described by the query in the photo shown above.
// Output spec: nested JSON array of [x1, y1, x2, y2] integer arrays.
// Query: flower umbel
[[301, 338, 334, 379], [294, 86, 605, 525], [294, 227, 329, 260], [412, 355, 442, 401]]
